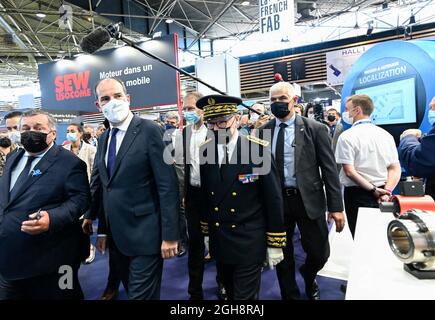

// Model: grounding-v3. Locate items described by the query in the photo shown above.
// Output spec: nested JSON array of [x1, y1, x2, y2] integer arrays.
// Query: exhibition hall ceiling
[[0, 0, 433, 90]]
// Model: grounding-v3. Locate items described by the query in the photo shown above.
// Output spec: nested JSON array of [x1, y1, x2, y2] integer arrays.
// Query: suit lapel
[[294, 115, 305, 173], [109, 116, 141, 183], [1, 148, 23, 206], [7, 146, 58, 206], [98, 130, 110, 184]]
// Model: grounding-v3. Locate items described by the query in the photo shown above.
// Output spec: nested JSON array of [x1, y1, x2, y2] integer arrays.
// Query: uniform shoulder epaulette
[[199, 138, 212, 148], [245, 135, 269, 147]]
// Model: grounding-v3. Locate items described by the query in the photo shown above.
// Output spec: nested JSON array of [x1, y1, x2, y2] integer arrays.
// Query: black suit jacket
[[199, 134, 286, 265], [259, 115, 343, 219], [0, 145, 90, 280], [88, 115, 179, 256]]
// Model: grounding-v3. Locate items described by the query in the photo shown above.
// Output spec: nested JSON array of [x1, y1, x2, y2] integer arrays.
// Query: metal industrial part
[[387, 210, 435, 279]]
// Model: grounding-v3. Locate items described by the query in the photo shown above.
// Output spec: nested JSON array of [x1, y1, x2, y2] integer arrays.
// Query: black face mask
[[327, 115, 336, 122], [271, 102, 290, 119], [82, 133, 92, 143], [213, 129, 231, 145], [21, 131, 49, 153]]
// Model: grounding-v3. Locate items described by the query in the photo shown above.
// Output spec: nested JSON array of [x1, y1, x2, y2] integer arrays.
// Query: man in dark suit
[[258, 82, 345, 300], [83, 78, 179, 300], [0, 110, 90, 300], [399, 97, 435, 178], [197, 94, 287, 300]]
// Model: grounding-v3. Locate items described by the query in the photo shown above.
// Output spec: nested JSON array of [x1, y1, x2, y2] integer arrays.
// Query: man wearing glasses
[[197, 94, 286, 300]]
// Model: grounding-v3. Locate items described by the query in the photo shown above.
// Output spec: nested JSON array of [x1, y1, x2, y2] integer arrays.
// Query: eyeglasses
[[206, 116, 235, 129]]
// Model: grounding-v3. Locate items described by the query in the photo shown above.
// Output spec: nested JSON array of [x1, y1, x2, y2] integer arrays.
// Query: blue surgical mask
[[66, 132, 78, 142], [428, 110, 435, 126], [183, 111, 200, 124], [165, 124, 176, 131]]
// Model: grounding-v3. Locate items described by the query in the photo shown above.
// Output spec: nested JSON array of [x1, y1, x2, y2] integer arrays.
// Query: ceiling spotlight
[[36, 2, 46, 18], [241, 1, 250, 5], [165, 19, 174, 24], [367, 21, 374, 35], [409, 11, 416, 24], [152, 31, 162, 39], [354, 12, 359, 29]]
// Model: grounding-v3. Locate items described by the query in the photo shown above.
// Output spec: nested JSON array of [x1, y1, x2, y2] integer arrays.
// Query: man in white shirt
[[176, 92, 211, 300], [335, 94, 401, 238]]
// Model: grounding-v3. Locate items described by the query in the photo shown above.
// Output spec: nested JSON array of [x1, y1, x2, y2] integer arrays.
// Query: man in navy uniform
[[197, 94, 286, 300]]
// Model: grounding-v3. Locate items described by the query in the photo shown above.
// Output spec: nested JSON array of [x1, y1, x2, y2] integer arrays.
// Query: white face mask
[[102, 99, 130, 124], [308, 113, 315, 120], [7, 131, 21, 145], [342, 111, 354, 125]]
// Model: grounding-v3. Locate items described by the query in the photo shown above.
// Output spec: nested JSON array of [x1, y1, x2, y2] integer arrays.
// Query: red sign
[[55, 70, 91, 101]]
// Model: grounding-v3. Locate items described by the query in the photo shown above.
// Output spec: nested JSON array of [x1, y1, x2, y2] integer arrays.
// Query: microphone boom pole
[[104, 24, 262, 115]]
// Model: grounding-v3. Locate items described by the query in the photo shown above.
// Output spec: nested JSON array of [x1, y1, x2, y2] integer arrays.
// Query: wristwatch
[[370, 185, 377, 193]]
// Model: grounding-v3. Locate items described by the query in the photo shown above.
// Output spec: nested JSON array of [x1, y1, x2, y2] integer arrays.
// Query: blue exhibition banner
[[341, 40, 435, 143], [38, 34, 180, 113]]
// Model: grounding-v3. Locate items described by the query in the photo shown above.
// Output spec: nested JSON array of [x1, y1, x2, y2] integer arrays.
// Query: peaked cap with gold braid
[[196, 94, 242, 121]]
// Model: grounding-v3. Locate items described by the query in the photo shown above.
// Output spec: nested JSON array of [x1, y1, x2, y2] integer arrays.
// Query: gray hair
[[20, 109, 57, 131], [269, 82, 296, 98], [165, 111, 179, 121]]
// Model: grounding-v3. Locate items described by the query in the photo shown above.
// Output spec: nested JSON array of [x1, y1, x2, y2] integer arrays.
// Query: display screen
[[355, 77, 417, 125]]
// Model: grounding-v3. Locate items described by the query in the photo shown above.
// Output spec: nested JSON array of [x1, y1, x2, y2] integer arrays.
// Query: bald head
[[94, 78, 130, 111]]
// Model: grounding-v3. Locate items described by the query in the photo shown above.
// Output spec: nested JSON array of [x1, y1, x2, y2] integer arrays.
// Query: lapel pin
[[31, 169, 42, 177]]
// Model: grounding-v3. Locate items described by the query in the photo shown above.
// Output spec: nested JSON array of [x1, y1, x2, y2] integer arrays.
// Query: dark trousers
[[107, 237, 122, 290], [344, 186, 380, 239], [179, 205, 188, 248], [0, 263, 83, 300], [216, 262, 262, 300], [110, 241, 163, 300], [185, 185, 206, 299], [276, 192, 330, 300]]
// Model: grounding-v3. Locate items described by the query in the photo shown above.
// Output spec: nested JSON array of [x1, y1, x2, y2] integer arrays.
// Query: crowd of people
[[0, 77, 434, 300]]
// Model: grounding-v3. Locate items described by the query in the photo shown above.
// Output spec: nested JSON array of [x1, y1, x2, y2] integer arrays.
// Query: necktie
[[10, 155, 36, 199], [107, 128, 119, 178], [275, 123, 288, 186], [220, 144, 229, 180]]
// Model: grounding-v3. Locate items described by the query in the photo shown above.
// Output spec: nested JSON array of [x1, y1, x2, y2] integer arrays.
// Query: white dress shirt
[[105, 112, 134, 166], [10, 142, 54, 191], [335, 119, 399, 187], [217, 130, 239, 167], [189, 124, 208, 187]]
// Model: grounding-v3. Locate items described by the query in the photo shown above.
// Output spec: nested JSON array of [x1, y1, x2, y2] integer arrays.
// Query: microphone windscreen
[[80, 27, 111, 54], [274, 73, 284, 82]]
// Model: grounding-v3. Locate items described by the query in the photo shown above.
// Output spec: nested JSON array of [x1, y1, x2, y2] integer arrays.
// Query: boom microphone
[[80, 23, 122, 54], [274, 73, 284, 82], [79, 22, 262, 115]]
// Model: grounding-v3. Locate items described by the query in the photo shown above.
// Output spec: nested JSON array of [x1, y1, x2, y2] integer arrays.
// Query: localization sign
[[259, 0, 294, 39], [39, 34, 180, 113]]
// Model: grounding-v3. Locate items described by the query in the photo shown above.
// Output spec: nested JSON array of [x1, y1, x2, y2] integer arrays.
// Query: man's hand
[[82, 218, 93, 235], [161, 240, 178, 259], [328, 211, 345, 232], [21, 210, 50, 235], [96, 236, 107, 254], [253, 115, 270, 129], [400, 129, 422, 140], [266, 248, 284, 270], [373, 187, 391, 203]]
